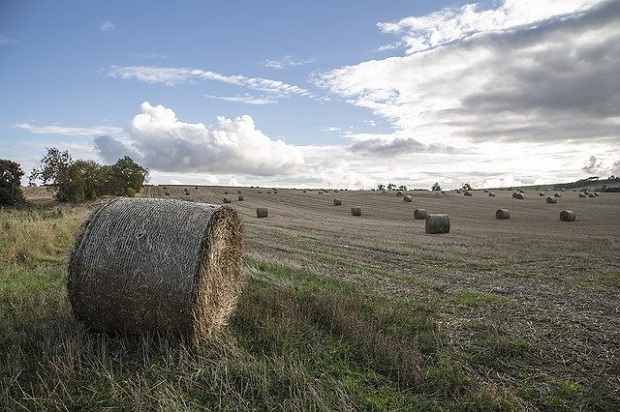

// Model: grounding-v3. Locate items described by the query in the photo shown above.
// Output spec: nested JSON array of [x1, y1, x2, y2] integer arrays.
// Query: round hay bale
[[403, 195, 412, 202], [333, 198, 342, 206], [256, 207, 268, 218], [425, 214, 450, 234], [464, 191, 472, 196], [223, 197, 232, 204], [396, 191, 403, 197], [303, 189, 307, 193], [594, 192, 599, 197], [488, 192, 496, 197], [495, 209, 510, 220], [560, 210, 576, 222], [546, 196, 557, 204], [512, 192, 524, 199], [578, 193, 586, 198], [589, 193, 596, 198], [237, 195, 244, 201], [413, 208, 428, 220], [351, 206, 362, 216], [67, 198, 244, 344], [483, 189, 489, 193], [237, 190, 242, 195], [554, 193, 561, 198], [539, 192, 545, 196]]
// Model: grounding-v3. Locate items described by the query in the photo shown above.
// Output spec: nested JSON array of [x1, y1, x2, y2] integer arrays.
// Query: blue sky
[[1, 0, 619, 189]]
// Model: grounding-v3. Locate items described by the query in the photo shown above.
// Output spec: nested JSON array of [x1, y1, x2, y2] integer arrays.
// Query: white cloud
[[263, 55, 315, 70], [205, 94, 277, 105], [99, 20, 115, 32], [94, 102, 305, 176], [13, 122, 122, 137]]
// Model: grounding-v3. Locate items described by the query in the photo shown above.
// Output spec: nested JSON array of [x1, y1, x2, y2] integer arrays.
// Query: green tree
[[109, 156, 148, 196], [431, 182, 441, 191], [387, 183, 396, 191], [0, 159, 26, 206], [29, 148, 77, 202], [377, 183, 386, 191]]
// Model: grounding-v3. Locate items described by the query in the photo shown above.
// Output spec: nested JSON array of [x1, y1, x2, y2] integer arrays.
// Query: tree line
[[0, 148, 148, 206]]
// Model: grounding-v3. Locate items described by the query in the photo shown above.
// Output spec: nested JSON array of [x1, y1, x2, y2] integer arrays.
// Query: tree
[[462, 182, 472, 191], [0, 159, 26, 206], [398, 184, 408, 191], [110, 156, 148, 196], [377, 183, 386, 191], [387, 183, 396, 191], [431, 182, 441, 191], [29, 148, 76, 202]]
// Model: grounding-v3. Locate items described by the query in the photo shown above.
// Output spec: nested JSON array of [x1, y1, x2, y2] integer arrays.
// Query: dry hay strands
[[256, 207, 268, 218], [403, 195, 413, 202], [413, 208, 428, 220], [425, 214, 450, 234], [546, 196, 558, 204], [495, 209, 510, 220], [512, 192, 525, 199], [560, 210, 576, 221], [67, 198, 244, 346], [351, 206, 362, 216], [333, 198, 342, 206]]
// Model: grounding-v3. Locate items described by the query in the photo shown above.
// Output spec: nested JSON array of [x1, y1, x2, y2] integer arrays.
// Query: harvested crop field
[[142, 185, 620, 405]]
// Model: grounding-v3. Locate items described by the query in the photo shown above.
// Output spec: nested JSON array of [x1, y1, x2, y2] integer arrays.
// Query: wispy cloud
[[14, 122, 122, 137], [263, 55, 315, 70], [0, 35, 17, 46], [104, 65, 312, 99], [100, 20, 115, 32], [205, 94, 277, 105]]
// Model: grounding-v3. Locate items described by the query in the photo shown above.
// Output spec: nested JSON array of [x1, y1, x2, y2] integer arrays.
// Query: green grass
[[1, 206, 618, 410]]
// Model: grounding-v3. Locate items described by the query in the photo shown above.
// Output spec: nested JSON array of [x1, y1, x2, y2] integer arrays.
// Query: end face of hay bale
[[333, 198, 342, 206], [560, 210, 576, 221], [67, 198, 245, 344], [413, 208, 428, 220], [403, 195, 412, 202], [546, 196, 558, 204], [495, 209, 510, 220], [351, 206, 362, 216], [256, 207, 268, 218], [425, 214, 450, 234]]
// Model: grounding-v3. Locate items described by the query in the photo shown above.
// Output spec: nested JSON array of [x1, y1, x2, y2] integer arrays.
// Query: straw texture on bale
[[413, 208, 428, 220], [560, 210, 576, 221], [256, 207, 268, 218], [495, 209, 510, 220], [67, 198, 244, 344], [403, 195, 412, 202], [333, 198, 342, 206], [351, 207, 362, 216], [425, 214, 450, 234]]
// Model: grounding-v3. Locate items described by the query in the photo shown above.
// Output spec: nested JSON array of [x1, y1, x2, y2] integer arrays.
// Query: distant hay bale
[[256, 207, 268, 218], [413, 209, 428, 220], [333, 198, 342, 206], [483, 189, 489, 193], [495, 209, 510, 220], [237, 190, 242, 195], [539, 192, 545, 196], [67, 198, 244, 344], [318, 191, 324, 195], [488, 192, 496, 197], [578, 193, 586, 198], [560, 210, 576, 222], [464, 191, 472, 196], [512, 192, 524, 199], [303, 189, 307, 193], [403, 195, 412, 202], [425, 214, 450, 234], [396, 191, 403, 197], [223, 198, 232, 204], [237, 195, 244, 201], [554, 193, 561, 198], [546, 196, 557, 204], [594, 192, 599, 196], [589, 193, 596, 198], [351, 206, 362, 216]]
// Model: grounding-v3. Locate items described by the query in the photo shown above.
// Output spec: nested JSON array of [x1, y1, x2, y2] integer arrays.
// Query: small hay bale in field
[[488, 192, 496, 197], [333, 198, 342, 206], [256, 207, 268, 218], [413, 208, 428, 220], [223, 198, 232, 204], [403, 195, 412, 202], [237, 195, 244, 201], [425, 214, 450, 234], [303, 189, 307, 193], [67, 198, 244, 344], [237, 190, 242, 195], [495, 209, 510, 220], [539, 192, 545, 196], [589, 193, 596, 198], [554, 193, 561, 198], [560, 210, 576, 221], [224, 191, 228, 195], [351, 206, 362, 216], [484, 189, 489, 193], [546, 196, 557, 204], [578, 193, 586, 198], [512, 192, 524, 199], [396, 191, 403, 197], [464, 191, 472, 196], [318, 191, 324, 195], [594, 192, 599, 196]]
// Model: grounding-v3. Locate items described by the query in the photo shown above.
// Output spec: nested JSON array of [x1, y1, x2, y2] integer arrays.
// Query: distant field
[[4, 185, 620, 410]]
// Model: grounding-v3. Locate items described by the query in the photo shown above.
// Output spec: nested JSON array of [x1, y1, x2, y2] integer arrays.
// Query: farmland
[[2, 185, 619, 410]]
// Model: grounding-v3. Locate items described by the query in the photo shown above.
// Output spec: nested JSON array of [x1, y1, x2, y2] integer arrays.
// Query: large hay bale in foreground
[[495, 209, 510, 220], [413, 208, 428, 220], [351, 206, 362, 216], [560, 210, 576, 221], [256, 207, 268, 218], [67, 198, 244, 344], [425, 214, 450, 234]]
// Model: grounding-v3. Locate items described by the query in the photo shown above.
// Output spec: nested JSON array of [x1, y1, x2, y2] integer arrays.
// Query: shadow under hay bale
[[495, 209, 510, 220], [413, 208, 428, 220], [560, 210, 576, 221], [256, 207, 268, 218], [351, 206, 362, 216], [425, 214, 450, 234], [333, 198, 342, 206], [67, 198, 244, 345]]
